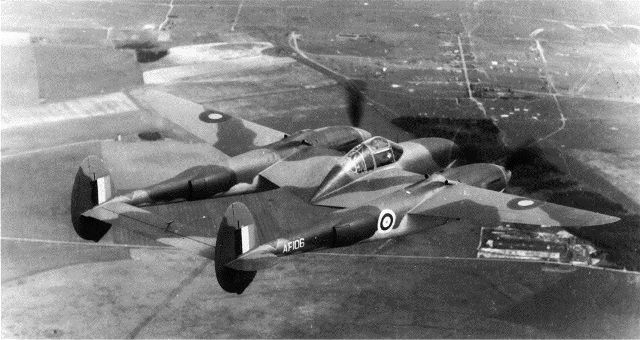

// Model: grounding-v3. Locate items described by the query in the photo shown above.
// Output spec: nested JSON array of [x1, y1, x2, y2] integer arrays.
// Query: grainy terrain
[[2, 0, 639, 338]]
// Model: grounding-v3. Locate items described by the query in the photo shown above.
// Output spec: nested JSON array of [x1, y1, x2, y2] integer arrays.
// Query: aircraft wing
[[129, 88, 286, 156], [258, 146, 344, 201], [97, 139, 230, 192], [91, 87, 290, 192], [408, 181, 620, 228], [82, 200, 217, 259]]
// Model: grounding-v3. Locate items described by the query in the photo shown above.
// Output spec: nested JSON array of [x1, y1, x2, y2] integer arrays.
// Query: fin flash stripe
[[240, 224, 256, 254], [96, 176, 112, 204]]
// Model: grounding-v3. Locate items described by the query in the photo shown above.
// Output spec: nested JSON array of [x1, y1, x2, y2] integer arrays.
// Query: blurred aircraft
[[107, 22, 172, 62]]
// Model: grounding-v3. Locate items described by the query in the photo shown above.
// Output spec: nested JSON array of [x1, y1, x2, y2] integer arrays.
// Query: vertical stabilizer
[[70, 156, 115, 241], [214, 202, 258, 294]]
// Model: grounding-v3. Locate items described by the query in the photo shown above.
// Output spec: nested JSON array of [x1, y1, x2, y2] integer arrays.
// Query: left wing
[[408, 181, 620, 228], [99, 139, 229, 191], [129, 88, 286, 155]]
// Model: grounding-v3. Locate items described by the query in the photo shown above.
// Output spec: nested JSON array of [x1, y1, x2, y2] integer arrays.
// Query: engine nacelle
[[396, 138, 459, 175], [271, 126, 372, 153], [440, 163, 511, 191], [304, 126, 372, 152], [140, 165, 238, 203], [331, 207, 379, 247]]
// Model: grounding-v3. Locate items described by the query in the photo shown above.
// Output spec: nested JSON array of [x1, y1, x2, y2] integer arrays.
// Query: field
[[2, 0, 640, 338]]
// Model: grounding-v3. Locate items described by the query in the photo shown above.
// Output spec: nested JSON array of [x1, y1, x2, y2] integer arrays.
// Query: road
[[2, 0, 640, 338]]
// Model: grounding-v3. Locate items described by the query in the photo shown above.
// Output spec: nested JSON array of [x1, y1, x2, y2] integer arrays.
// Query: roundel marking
[[199, 110, 230, 123], [507, 197, 543, 210], [517, 199, 535, 207], [377, 209, 396, 232]]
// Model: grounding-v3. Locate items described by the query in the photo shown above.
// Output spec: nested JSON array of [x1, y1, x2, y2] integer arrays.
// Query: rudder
[[70, 155, 115, 241], [214, 202, 259, 294]]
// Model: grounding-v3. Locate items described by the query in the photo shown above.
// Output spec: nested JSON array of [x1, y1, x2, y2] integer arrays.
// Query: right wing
[[408, 181, 620, 228]]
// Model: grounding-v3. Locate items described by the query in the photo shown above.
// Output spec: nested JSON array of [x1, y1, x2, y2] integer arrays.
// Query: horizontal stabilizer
[[410, 182, 620, 228], [225, 244, 280, 272], [82, 201, 216, 259]]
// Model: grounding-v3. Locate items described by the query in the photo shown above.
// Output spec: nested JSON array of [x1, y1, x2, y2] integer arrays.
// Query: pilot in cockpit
[[344, 137, 403, 174]]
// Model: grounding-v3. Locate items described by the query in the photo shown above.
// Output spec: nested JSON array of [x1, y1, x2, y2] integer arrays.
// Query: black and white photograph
[[1, 0, 639, 338]]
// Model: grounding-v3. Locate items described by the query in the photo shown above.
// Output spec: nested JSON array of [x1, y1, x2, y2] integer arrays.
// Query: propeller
[[345, 78, 367, 127], [286, 31, 367, 127]]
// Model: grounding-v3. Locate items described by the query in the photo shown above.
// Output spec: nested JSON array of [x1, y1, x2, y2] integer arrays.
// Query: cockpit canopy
[[343, 136, 404, 174]]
